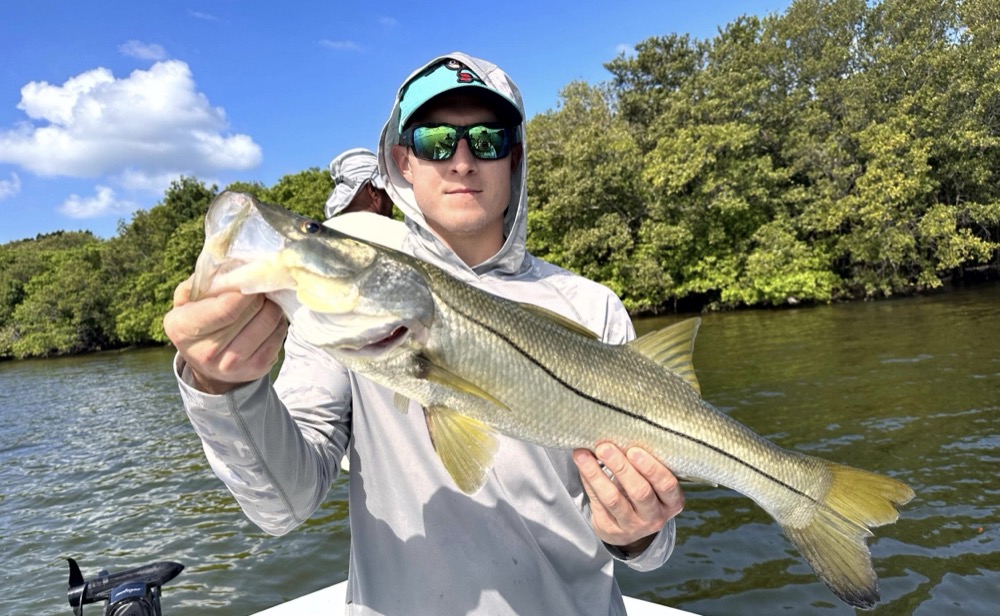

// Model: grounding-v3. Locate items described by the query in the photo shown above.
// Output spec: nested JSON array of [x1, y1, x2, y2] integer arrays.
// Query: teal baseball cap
[[397, 59, 521, 131]]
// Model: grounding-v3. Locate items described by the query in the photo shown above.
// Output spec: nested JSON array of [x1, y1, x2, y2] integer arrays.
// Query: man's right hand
[[163, 275, 288, 395]]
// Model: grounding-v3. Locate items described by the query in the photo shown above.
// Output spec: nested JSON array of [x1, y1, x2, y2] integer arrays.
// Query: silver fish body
[[191, 192, 914, 609]]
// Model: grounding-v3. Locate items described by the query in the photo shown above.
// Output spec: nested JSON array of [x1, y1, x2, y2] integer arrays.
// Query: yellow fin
[[519, 303, 599, 339], [781, 462, 915, 609], [629, 318, 702, 395], [424, 406, 499, 494], [419, 361, 510, 411], [393, 392, 410, 414]]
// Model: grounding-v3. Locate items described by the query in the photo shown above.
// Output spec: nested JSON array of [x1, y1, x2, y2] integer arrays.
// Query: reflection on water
[[1, 283, 997, 615]]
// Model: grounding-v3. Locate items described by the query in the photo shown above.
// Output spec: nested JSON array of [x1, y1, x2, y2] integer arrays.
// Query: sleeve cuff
[[606, 518, 676, 572], [173, 353, 265, 408]]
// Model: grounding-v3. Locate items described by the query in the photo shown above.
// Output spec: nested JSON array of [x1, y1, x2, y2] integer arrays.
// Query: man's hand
[[573, 443, 685, 556], [163, 275, 287, 394]]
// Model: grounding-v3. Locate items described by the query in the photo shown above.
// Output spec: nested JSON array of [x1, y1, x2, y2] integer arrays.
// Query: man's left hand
[[573, 443, 685, 556]]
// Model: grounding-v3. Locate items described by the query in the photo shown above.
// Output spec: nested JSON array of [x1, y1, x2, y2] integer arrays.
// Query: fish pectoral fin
[[518, 303, 599, 339], [393, 392, 410, 414], [418, 360, 510, 411], [677, 475, 719, 487], [424, 405, 499, 495], [629, 317, 703, 396]]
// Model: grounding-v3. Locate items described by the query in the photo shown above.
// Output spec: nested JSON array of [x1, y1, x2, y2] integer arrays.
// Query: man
[[325, 147, 394, 218], [164, 52, 684, 615]]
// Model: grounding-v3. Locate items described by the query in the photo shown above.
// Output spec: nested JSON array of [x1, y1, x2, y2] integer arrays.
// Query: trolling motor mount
[[66, 557, 184, 616]]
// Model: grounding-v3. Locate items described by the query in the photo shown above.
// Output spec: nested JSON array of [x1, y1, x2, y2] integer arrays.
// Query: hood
[[377, 52, 529, 280]]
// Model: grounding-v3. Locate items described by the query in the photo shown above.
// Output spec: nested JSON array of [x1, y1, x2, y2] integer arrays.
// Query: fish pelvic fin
[[782, 462, 915, 609], [629, 318, 702, 395], [424, 406, 499, 495], [392, 392, 410, 414]]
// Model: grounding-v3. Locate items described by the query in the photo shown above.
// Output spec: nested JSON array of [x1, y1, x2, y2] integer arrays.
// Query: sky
[[0, 0, 793, 244]]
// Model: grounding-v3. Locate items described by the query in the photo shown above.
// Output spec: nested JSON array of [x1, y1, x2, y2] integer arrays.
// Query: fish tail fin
[[781, 462, 914, 609]]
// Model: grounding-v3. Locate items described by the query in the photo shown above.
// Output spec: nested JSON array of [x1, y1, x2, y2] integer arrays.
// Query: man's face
[[391, 98, 520, 260], [344, 183, 393, 218]]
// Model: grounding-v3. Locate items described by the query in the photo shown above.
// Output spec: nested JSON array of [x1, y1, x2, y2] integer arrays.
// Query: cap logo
[[444, 59, 484, 86]]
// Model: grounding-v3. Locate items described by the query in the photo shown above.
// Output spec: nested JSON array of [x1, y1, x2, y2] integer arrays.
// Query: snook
[[191, 192, 914, 609]]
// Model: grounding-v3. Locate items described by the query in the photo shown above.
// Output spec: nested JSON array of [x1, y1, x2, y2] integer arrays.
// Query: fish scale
[[424, 267, 829, 514], [191, 191, 915, 610]]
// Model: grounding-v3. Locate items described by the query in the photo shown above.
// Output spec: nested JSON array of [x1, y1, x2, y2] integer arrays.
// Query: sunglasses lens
[[408, 124, 513, 160], [412, 125, 460, 160], [466, 125, 511, 160]]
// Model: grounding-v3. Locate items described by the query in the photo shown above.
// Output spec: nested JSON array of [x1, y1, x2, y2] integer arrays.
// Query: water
[[1, 283, 997, 615]]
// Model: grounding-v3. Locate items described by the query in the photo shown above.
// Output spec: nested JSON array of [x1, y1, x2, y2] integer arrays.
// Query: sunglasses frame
[[399, 122, 518, 161]]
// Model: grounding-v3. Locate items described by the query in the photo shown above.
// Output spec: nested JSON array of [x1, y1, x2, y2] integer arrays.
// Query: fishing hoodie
[[175, 52, 674, 616]]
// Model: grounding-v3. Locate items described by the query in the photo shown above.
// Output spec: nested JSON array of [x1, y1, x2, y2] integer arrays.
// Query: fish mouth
[[361, 326, 409, 352], [334, 324, 414, 360]]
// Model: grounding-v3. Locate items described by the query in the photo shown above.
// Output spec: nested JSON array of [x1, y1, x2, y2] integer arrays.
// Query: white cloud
[[0, 172, 20, 200], [0, 60, 262, 183], [119, 40, 168, 61], [59, 185, 138, 219], [115, 168, 182, 193], [378, 17, 399, 28], [320, 39, 362, 51], [187, 10, 219, 22]]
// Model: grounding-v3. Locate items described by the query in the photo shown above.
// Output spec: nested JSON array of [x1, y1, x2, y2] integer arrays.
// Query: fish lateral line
[[434, 289, 819, 505]]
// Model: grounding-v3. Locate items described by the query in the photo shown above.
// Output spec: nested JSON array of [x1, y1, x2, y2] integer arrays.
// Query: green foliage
[[0, 231, 102, 357], [106, 177, 217, 346], [9, 240, 113, 357], [0, 171, 333, 359], [4, 0, 1000, 358], [526, 82, 654, 309], [258, 168, 333, 220], [530, 0, 999, 311]]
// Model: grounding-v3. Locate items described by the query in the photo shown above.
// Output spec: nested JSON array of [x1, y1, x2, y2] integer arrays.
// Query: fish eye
[[302, 221, 322, 234]]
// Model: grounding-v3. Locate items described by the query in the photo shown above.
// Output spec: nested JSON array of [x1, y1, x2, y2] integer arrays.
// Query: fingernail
[[627, 448, 648, 466], [595, 443, 613, 461]]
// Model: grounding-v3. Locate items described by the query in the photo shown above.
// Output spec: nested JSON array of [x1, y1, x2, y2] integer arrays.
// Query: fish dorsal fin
[[519, 303, 599, 340], [424, 405, 499, 494], [629, 318, 702, 396]]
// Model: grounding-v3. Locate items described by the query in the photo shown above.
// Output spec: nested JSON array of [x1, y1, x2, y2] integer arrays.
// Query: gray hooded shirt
[[176, 52, 674, 616]]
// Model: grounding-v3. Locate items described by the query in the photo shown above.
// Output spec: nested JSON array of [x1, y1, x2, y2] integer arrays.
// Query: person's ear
[[510, 143, 523, 172], [391, 145, 413, 183]]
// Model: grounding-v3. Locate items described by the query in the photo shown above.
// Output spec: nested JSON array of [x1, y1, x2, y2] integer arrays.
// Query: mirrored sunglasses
[[399, 123, 516, 161]]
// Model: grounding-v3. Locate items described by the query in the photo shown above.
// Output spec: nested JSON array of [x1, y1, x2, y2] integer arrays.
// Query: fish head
[[191, 191, 435, 359]]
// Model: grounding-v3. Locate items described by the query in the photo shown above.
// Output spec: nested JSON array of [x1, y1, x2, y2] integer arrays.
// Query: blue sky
[[0, 0, 792, 244]]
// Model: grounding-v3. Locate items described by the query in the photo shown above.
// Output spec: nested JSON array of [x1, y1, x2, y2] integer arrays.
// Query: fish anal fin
[[424, 406, 499, 494], [518, 303, 599, 339], [629, 318, 702, 396]]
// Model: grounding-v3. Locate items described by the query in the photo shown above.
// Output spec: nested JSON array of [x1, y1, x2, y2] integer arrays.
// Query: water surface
[[1, 283, 997, 615]]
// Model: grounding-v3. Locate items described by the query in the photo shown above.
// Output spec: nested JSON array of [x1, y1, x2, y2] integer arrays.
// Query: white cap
[[325, 148, 385, 218]]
